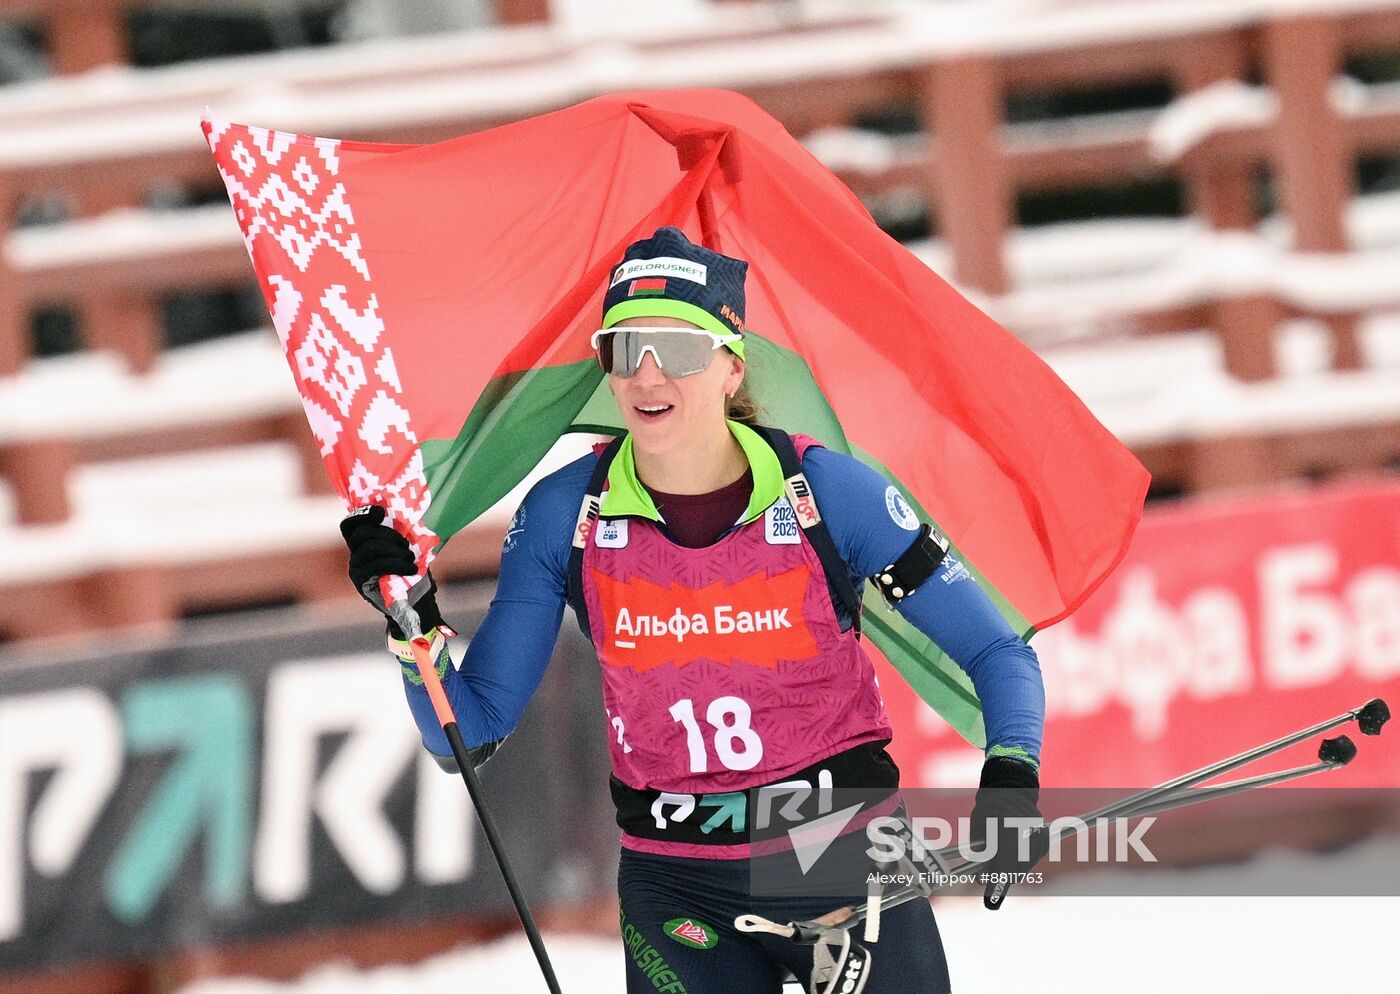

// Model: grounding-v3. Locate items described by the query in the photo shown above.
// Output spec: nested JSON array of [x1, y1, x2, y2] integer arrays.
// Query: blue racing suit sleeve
[[398, 454, 593, 761], [802, 446, 1046, 769]]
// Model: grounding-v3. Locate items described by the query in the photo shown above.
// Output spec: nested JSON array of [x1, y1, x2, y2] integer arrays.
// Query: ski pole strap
[[810, 927, 872, 994], [734, 915, 872, 994]]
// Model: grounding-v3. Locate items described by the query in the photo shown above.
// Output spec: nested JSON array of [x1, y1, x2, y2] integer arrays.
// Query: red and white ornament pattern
[[203, 113, 436, 601]]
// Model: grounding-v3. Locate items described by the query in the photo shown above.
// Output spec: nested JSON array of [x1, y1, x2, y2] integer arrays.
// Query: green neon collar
[[600, 421, 783, 526]]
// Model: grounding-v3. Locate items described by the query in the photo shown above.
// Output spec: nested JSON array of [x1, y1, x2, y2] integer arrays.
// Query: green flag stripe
[[419, 359, 603, 540]]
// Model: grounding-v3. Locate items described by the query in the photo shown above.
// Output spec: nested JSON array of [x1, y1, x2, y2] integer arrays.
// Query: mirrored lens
[[596, 331, 719, 378]]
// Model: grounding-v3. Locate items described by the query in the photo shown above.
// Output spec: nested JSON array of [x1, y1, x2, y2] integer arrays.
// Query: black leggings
[[617, 847, 952, 994]]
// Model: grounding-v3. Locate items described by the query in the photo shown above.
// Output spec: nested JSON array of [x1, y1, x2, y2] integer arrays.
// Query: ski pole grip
[[389, 596, 458, 729], [388, 598, 424, 641], [1358, 699, 1390, 736]]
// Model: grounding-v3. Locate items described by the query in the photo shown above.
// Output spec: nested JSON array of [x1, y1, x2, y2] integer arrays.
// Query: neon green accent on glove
[[987, 744, 1040, 773], [387, 627, 451, 685]]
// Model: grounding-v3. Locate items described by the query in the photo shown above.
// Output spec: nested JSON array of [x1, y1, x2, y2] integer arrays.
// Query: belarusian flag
[[202, 89, 1148, 747], [628, 277, 668, 297]]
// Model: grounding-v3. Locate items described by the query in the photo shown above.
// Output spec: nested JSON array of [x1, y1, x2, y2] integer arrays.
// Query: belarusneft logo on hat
[[601, 226, 749, 360], [611, 257, 708, 286]]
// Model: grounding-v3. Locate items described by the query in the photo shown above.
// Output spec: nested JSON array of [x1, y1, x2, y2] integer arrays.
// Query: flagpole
[[393, 600, 565, 994]]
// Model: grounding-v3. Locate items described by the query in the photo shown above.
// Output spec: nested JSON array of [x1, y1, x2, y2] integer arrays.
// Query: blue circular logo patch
[[502, 506, 526, 554], [884, 486, 919, 531]]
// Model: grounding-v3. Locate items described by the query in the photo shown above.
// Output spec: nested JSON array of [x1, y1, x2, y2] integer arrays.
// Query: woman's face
[[607, 315, 745, 456]]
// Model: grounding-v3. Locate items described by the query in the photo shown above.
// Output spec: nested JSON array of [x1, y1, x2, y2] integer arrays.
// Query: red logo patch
[[787, 475, 821, 528], [670, 920, 709, 946], [592, 565, 819, 672]]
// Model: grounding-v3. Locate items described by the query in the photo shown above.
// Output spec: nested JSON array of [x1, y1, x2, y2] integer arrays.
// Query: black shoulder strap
[[750, 425, 863, 637], [566, 434, 626, 644]]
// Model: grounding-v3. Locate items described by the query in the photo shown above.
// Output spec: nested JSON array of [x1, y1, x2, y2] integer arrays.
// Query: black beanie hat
[[601, 226, 747, 358]]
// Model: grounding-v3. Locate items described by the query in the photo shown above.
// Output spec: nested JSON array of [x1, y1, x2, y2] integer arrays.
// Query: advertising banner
[[0, 591, 614, 973], [884, 480, 1400, 790]]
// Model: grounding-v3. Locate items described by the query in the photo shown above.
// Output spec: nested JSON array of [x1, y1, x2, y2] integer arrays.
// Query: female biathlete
[[341, 227, 1046, 994]]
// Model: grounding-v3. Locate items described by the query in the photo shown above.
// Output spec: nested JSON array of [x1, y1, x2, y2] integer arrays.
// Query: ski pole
[[933, 702, 1384, 894], [799, 732, 1365, 932], [1071, 698, 1389, 828], [390, 600, 564, 994], [743, 698, 1389, 936], [920, 699, 1386, 881], [929, 733, 1361, 879], [1113, 735, 1357, 819], [968, 701, 1384, 911]]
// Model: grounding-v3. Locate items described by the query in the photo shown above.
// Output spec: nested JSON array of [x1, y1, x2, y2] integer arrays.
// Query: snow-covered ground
[[171, 895, 1400, 993], [175, 837, 1400, 994]]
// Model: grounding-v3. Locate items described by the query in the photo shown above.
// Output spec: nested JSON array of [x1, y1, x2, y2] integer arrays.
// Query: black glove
[[339, 505, 444, 639], [969, 756, 1047, 910]]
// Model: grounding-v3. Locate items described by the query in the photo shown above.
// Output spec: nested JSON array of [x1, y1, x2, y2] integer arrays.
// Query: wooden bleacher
[[2, 0, 1399, 642]]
